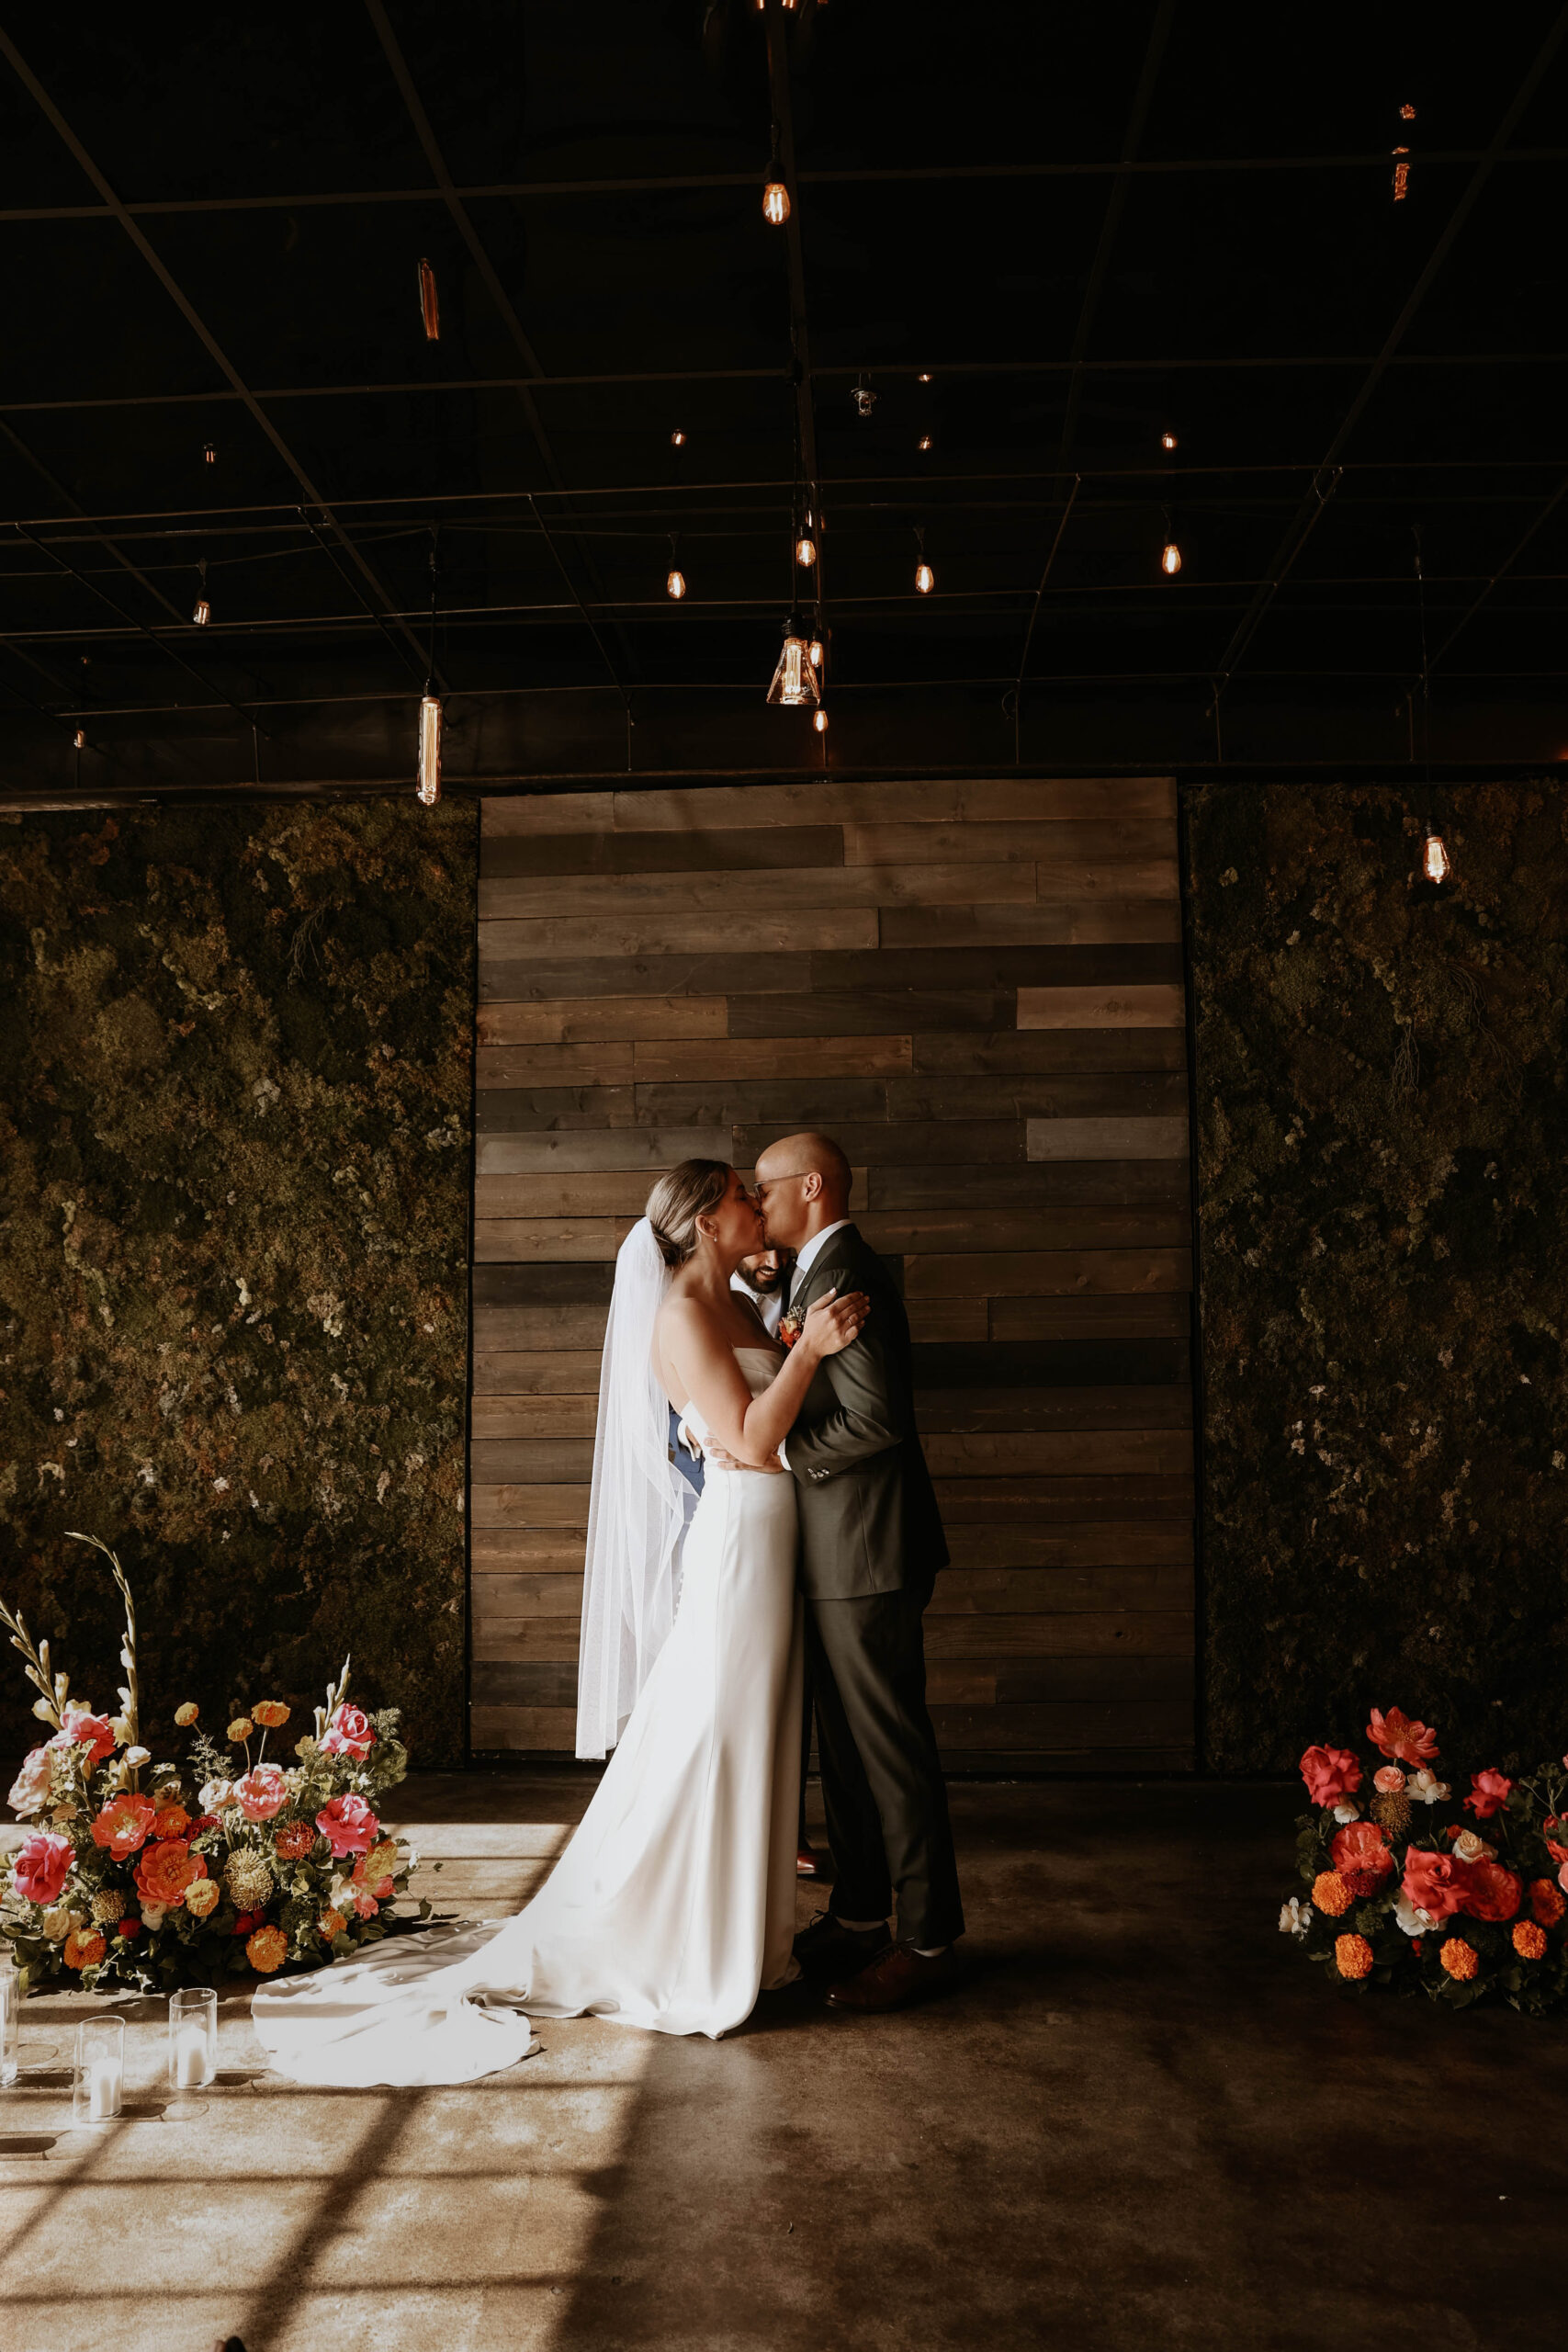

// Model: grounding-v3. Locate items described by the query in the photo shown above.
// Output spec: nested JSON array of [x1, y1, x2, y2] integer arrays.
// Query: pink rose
[[320, 1704, 377, 1759], [1402, 1847, 1469, 1922], [59, 1709, 117, 1770], [7, 1746, 54, 1818], [12, 1830, 73, 1905], [1300, 1745, 1363, 1807], [1464, 1769, 1513, 1820], [1367, 1707, 1439, 1766], [1372, 1765, 1406, 1794], [315, 1792, 379, 1859], [90, 1792, 158, 1860], [234, 1765, 288, 1823], [1459, 1861, 1521, 1924]]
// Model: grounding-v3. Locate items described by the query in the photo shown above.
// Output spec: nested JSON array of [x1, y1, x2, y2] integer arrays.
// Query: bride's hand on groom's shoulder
[[802, 1287, 870, 1361]]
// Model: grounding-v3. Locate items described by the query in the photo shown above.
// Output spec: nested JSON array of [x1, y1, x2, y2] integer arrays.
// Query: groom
[[752, 1129, 964, 2011]]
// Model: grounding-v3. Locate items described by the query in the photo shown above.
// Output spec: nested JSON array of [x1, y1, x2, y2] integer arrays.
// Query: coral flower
[[59, 1708, 118, 1770], [1312, 1870, 1352, 1917], [1459, 1861, 1521, 1924], [1529, 1879, 1566, 1928], [1513, 1920, 1548, 1961], [1367, 1708, 1439, 1766], [253, 1701, 290, 1729], [315, 1792, 379, 1860], [274, 1821, 316, 1860], [1439, 1938, 1479, 1981], [234, 1766, 288, 1824], [246, 1924, 288, 1974], [319, 1908, 346, 1941], [1335, 1934, 1374, 1980], [62, 1927, 106, 1971], [1401, 1848, 1469, 1921], [90, 1791, 158, 1860], [321, 1704, 377, 1760], [1542, 1817, 1568, 1866], [133, 1838, 207, 1911], [1464, 1770, 1514, 1820], [1330, 1820, 1395, 1896], [1372, 1765, 1405, 1794], [1299, 1746, 1362, 1807], [7, 1745, 55, 1818], [151, 1802, 191, 1841], [12, 1830, 73, 1906]]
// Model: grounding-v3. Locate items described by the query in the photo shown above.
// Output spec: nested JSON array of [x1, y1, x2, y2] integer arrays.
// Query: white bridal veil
[[575, 1216, 688, 1759]]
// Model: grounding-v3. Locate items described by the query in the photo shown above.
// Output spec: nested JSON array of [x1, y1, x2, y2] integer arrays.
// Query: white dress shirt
[[729, 1271, 784, 1336]]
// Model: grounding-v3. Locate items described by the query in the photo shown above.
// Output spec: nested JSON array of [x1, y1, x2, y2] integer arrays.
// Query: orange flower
[[152, 1803, 191, 1840], [1439, 1938, 1480, 1981], [62, 1927, 106, 1970], [1335, 1934, 1374, 1980], [1330, 1821, 1395, 1897], [133, 1838, 206, 1910], [174, 1702, 198, 1727], [1513, 1920, 1548, 1961], [246, 1924, 288, 1973], [252, 1701, 290, 1729], [1529, 1878, 1565, 1928], [1367, 1707, 1439, 1766], [318, 1908, 346, 1941], [227, 1719, 254, 1743], [273, 1822, 316, 1860], [1312, 1870, 1353, 1917]]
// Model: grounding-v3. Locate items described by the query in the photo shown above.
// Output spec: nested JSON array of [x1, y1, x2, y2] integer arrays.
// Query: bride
[[252, 1159, 868, 2086]]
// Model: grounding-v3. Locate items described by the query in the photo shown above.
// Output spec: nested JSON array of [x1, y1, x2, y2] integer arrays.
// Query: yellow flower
[[252, 1701, 290, 1729], [227, 1718, 254, 1742], [245, 1924, 288, 1974], [186, 1877, 220, 1920], [175, 1703, 199, 1727]]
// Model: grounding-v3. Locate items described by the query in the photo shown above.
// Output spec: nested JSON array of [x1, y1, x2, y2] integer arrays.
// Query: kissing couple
[[254, 1132, 964, 2086]]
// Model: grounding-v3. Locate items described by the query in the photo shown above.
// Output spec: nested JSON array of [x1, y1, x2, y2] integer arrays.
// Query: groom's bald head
[[754, 1131, 852, 1247]]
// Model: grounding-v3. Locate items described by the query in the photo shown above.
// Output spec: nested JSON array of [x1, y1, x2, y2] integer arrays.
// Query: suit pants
[[806, 1585, 964, 1950]]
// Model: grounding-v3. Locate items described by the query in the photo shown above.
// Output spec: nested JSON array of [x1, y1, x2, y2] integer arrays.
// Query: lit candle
[[176, 2024, 209, 2087], [87, 2054, 122, 2120]]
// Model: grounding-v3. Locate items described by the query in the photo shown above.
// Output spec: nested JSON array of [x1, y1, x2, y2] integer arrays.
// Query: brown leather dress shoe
[[824, 1941, 964, 2013], [793, 1911, 891, 1980], [796, 1841, 820, 1878]]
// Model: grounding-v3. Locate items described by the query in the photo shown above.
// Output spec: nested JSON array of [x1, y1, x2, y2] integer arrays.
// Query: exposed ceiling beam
[[1207, 2, 1568, 707]]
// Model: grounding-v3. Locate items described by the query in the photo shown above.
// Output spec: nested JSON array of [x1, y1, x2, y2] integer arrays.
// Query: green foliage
[[1187, 783, 1568, 1770], [0, 799, 478, 1767]]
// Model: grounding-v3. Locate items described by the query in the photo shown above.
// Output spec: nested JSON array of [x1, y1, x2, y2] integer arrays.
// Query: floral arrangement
[[2, 1532, 428, 1995], [1282, 1704, 1568, 2013]]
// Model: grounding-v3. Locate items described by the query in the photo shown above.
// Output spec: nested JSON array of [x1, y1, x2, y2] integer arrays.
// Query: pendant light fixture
[[808, 638, 823, 670], [1160, 540, 1182, 575], [763, 123, 789, 224], [203, 442, 216, 466], [795, 524, 817, 570], [73, 729, 85, 750], [914, 527, 933, 594], [767, 619, 821, 709], [670, 428, 686, 448], [1424, 831, 1450, 883], [1161, 430, 1178, 451], [415, 533, 443, 807], [419, 257, 440, 341], [666, 533, 685, 600], [192, 558, 210, 627], [813, 707, 829, 733]]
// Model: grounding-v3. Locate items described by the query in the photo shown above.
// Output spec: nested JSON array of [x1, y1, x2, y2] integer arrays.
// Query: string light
[[419, 256, 440, 340], [202, 442, 216, 465], [192, 558, 210, 626], [416, 694, 443, 806], [795, 532, 817, 568], [813, 707, 829, 732], [918, 371, 933, 383], [808, 639, 823, 668], [1161, 430, 1178, 450], [1424, 832, 1450, 884], [918, 434, 933, 452], [763, 127, 789, 226], [73, 729, 85, 750], [671, 428, 686, 447], [666, 532, 685, 599], [1160, 540, 1182, 576]]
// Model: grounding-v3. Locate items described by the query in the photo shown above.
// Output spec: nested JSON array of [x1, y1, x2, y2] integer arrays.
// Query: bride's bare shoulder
[[656, 1291, 724, 1344]]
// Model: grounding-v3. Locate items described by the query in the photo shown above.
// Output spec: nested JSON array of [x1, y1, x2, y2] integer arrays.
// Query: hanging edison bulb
[[918, 434, 933, 452], [915, 560, 934, 594], [192, 595, 211, 625], [666, 567, 685, 600], [671, 428, 686, 447], [419, 257, 440, 342], [814, 707, 829, 732], [767, 631, 821, 708], [808, 639, 823, 669], [1161, 540, 1182, 576], [73, 729, 85, 750], [795, 533, 817, 568], [416, 693, 443, 806], [1161, 430, 1178, 451], [1424, 832, 1450, 884], [763, 180, 789, 225]]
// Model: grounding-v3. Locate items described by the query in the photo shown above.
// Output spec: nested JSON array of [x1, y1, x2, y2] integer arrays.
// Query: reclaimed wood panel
[[468, 776, 1193, 1769]]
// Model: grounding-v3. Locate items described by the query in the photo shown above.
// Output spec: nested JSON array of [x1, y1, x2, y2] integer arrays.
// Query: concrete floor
[[2, 1776, 1565, 2352]]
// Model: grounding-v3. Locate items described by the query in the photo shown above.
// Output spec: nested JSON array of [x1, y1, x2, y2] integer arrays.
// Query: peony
[[321, 1704, 377, 1760], [1312, 1870, 1352, 1917], [174, 1702, 199, 1727], [273, 1821, 316, 1861], [316, 1792, 379, 1859], [1372, 1765, 1406, 1794], [7, 1745, 55, 1818], [1335, 1933, 1374, 1980], [133, 1838, 206, 1910], [245, 1924, 288, 1973], [1514, 1919, 1549, 1960], [198, 1780, 237, 1815], [253, 1701, 290, 1729], [234, 1766, 288, 1824], [1464, 1770, 1513, 1820], [1299, 1745, 1362, 1807], [1529, 1878, 1565, 1928], [1407, 1769, 1451, 1806], [1367, 1707, 1438, 1766], [1439, 1937, 1479, 1981], [12, 1830, 73, 1906], [62, 1927, 106, 1971], [1331, 1821, 1395, 1896], [90, 1791, 158, 1860], [1460, 1861, 1521, 1924], [185, 1877, 220, 1919], [1401, 1848, 1469, 1921], [59, 1708, 117, 1770], [139, 1901, 167, 1931]]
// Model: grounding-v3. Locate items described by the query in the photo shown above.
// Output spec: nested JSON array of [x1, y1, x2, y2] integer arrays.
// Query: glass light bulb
[[813, 707, 829, 732], [1161, 431, 1178, 450], [763, 182, 790, 226], [918, 371, 932, 383], [666, 569, 685, 600], [918, 434, 933, 452], [73, 729, 85, 750], [1424, 833, 1450, 884], [416, 695, 443, 806], [671, 428, 686, 447], [192, 598, 210, 626], [808, 640, 822, 668], [1161, 542, 1182, 576], [915, 562, 934, 594], [795, 535, 816, 568], [203, 443, 216, 464]]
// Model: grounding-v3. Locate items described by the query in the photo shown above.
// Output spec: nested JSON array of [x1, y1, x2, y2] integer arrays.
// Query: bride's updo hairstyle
[[646, 1159, 731, 1269]]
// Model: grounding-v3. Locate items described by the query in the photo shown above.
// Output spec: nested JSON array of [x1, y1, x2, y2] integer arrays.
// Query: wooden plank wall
[[469, 777, 1195, 1771]]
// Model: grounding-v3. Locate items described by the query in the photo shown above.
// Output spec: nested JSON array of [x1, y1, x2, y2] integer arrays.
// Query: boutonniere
[[777, 1312, 803, 1351]]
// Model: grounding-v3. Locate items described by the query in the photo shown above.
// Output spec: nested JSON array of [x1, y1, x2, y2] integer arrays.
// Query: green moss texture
[[1188, 782, 1568, 1773], [0, 799, 477, 1770]]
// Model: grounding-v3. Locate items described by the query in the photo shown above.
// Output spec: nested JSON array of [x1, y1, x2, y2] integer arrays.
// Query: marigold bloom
[[133, 1838, 206, 1910], [1312, 1870, 1352, 1917], [62, 1927, 106, 1970], [274, 1821, 316, 1860], [174, 1702, 199, 1727], [1367, 1707, 1439, 1766], [246, 1924, 288, 1973], [1439, 1937, 1480, 1981], [186, 1877, 220, 1919], [1513, 1920, 1548, 1960], [253, 1701, 290, 1729], [319, 1908, 346, 1940], [90, 1791, 158, 1860], [151, 1802, 191, 1840], [227, 1718, 254, 1743], [1335, 1934, 1374, 1980], [1529, 1878, 1565, 1928]]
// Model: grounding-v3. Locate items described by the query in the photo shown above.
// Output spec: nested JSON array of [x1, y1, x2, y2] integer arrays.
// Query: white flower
[[1394, 1893, 1437, 1937], [109, 1716, 133, 1745], [1407, 1770, 1451, 1805], [1279, 1897, 1312, 1938], [140, 1902, 167, 1931], [1452, 1829, 1495, 1865], [198, 1779, 235, 1813], [39, 1903, 73, 1940], [6, 1745, 54, 1818], [1332, 1803, 1360, 1824], [122, 1746, 151, 1769]]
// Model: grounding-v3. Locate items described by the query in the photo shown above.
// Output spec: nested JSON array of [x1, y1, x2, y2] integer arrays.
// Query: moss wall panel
[[1188, 782, 1568, 1772], [0, 800, 477, 1769]]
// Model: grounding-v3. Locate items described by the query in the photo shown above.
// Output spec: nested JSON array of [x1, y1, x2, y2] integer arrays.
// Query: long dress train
[[252, 1350, 802, 2086]]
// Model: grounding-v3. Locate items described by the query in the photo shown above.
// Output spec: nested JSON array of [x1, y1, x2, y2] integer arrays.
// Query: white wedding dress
[[253, 1349, 803, 2086]]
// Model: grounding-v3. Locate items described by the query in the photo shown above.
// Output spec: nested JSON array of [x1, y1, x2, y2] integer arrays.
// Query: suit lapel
[[793, 1225, 859, 1312]]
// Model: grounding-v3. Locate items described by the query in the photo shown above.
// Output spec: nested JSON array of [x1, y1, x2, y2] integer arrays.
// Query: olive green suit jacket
[[784, 1224, 949, 1603]]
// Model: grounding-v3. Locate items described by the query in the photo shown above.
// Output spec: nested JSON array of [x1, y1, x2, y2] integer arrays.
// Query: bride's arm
[[660, 1293, 867, 1468]]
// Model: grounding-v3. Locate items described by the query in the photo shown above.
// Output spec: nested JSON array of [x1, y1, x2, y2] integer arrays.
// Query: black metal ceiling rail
[[1207, 3, 1568, 710], [0, 24, 436, 688], [526, 492, 634, 734], [6, 349, 1566, 419], [12, 520, 289, 750], [2, 150, 1564, 224], [1425, 468, 1568, 681], [295, 508, 439, 693], [1010, 476, 1080, 764], [0, 416, 188, 626]]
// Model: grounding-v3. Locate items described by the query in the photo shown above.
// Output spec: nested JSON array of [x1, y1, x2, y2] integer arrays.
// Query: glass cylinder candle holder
[[168, 1988, 218, 2091], [73, 2015, 126, 2125], [0, 1962, 18, 2087]]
